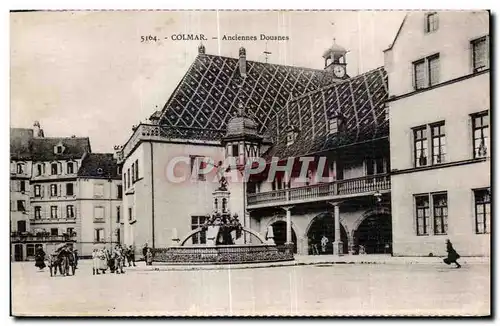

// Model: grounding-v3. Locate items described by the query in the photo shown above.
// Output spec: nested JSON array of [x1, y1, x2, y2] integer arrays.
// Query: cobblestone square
[[11, 260, 490, 316]]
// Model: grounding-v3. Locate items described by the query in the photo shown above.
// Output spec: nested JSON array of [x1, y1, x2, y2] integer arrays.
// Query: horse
[[47, 248, 76, 276]]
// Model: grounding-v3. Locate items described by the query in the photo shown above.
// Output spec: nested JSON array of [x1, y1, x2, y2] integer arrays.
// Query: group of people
[[92, 244, 140, 275], [309, 235, 330, 255], [34, 244, 78, 271]]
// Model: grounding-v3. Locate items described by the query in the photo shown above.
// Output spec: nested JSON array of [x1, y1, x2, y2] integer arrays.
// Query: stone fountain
[[152, 179, 294, 265]]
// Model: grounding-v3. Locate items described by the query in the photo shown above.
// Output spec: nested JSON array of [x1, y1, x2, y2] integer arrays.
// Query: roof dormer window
[[287, 132, 296, 146], [54, 143, 65, 154], [328, 113, 344, 135], [285, 125, 299, 146]]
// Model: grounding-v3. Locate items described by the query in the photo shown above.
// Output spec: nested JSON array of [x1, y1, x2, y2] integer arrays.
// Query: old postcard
[[10, 9, 490, 317]]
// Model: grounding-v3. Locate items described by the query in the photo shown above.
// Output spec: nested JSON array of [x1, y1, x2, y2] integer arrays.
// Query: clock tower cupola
[[322, 38, 348, 80]]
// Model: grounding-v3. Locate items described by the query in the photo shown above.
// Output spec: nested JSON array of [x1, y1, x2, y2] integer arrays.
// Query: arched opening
[[353, 213, 392, 254], [306, 213, 348, 255], [271, 221, 297, 253]]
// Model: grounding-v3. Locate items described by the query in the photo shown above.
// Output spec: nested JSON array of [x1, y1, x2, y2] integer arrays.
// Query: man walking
[[443, 239, 461, 268]]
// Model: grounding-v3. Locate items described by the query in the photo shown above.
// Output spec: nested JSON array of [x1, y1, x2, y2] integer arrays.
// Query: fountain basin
[[152, 244, 294, 265]]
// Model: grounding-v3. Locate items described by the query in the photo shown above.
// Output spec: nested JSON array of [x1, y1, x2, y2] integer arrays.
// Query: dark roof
[[157, 53, 328, 141], [265, 67, 389, 159], [31, 137, 91, 161], [77, 153, 120, 179], [10, 128, 34, 160]]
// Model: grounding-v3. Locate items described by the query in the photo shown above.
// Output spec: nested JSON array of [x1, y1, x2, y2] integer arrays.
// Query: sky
[[10, 10, 406, 153]]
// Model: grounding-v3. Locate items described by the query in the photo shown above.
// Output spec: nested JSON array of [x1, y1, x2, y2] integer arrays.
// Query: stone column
[[332, 204, 343, 256], [282, 206, 294, 244]]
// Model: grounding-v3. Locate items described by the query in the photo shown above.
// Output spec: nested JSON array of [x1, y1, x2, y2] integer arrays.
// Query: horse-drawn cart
[[47, 245, 77, 277]]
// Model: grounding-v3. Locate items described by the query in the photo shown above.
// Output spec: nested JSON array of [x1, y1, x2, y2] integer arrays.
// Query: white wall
[[385, 11, 489, 97]]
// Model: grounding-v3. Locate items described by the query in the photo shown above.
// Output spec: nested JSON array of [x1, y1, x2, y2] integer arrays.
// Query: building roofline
[[383, 14, 407, 52]]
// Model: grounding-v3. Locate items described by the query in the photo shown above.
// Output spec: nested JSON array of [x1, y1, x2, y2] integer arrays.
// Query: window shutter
[[41, 185, 45, 198]]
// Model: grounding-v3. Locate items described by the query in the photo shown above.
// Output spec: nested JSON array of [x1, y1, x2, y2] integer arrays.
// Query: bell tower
[[322, 39, 348, 80]]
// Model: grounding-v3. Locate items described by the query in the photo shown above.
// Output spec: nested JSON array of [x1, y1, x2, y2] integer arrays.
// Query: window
[[66, 205, 75, 219], [94, 206, 105, 221], [131, 163, 135, 183], [51, 163, 58, 175], [94, 184, 104, 198], [472, 112, 489, 158], [474, 188, 491, 234], [135, 159, 139, 181], [117, 185, 123, 199], [17, 200, 26, 212], [67, 162, 74, 174], [431, 123, 446, 164], [34, 206, 41, 219], [50, 184, 58, 197], [50, 206, 58, 219], [55, 145, 63, 154], [17, 220, 27, 233], [37, 164, 43, 176], [414, 60, 426, 89], [472, 36, 488, 72], [190, 156, 206, 181], [328, 118, 339, 134], [19, 181, 25, 192], [425, 12, 439, 33], [128, 207, 133, 221], [34, 185, 41, 197], [413, 127, 428, 167], [66, 228, 74, 236], [413, 54, 440, 89], [127, 169, 131, 189], [432, 193, 448, 235], [94, 228, 105, 242], [232, 144, 239, 157], [66, 183, 74, 196], [123, 173, 127, 189], [191, 216, 208, 244], [415, 195, 430, 236], [51, 228, 59, 236], [428, 55, 440, 86], [26, 244, 36, 257], [116, 206, 121, 223], [16, 163, 24, 174]]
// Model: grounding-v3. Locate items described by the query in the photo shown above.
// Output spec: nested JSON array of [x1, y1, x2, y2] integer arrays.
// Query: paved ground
[[11, 259, 490, 317]]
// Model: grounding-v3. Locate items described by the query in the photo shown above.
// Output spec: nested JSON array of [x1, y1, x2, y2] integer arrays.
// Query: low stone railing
[[151, 243, 294, 265]]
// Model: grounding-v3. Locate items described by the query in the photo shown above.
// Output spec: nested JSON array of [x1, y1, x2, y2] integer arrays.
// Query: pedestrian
[[443, 239, 461, 268], [113, 245, 125, 274], [34, 245, 46, 270], [73, 249, 79, 269], [309, 236, 319, 255], [146, 248, 153, 266], [321, 235, 328, 254], [142, 242, 149, 264], [127, 245, 136, 267]]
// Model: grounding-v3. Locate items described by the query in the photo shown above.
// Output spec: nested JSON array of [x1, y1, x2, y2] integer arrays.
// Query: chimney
[[33, 121, 44, 138], [239, 47, 247, 78]]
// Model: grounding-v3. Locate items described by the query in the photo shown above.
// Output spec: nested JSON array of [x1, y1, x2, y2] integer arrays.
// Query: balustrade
[[247, 174, 390, 207]]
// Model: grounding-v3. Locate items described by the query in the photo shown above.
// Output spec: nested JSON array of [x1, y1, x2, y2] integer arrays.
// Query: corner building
[[385, 11, 490, 256]]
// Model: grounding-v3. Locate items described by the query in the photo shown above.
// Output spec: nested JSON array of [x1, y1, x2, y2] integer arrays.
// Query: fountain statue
[[151, 161, 294, 265]]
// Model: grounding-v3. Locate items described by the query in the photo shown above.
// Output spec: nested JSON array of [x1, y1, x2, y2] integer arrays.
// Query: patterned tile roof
[[158, 53, 326, 140], [264, 67, 389, 159], [78, 153, 120, 179]]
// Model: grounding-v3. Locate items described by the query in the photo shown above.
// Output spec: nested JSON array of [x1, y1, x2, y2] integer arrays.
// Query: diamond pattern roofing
[[158, 53, 326, 139]]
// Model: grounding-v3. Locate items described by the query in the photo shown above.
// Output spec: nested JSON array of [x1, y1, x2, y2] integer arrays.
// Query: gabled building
[[10, 122, 122, 260], [120, 41, 392, 256], [77, 153, 122, 258], [385, 11, 490, 256]]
